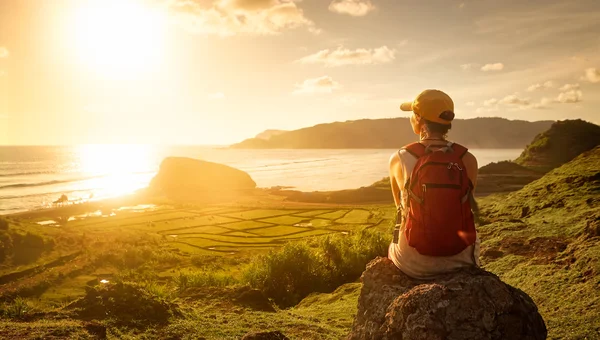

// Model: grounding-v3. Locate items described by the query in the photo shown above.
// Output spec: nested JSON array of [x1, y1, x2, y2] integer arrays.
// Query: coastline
[[7, 169, 543, 221]]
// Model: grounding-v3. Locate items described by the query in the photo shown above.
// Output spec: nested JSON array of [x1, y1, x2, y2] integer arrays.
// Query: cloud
[[480, 63, 504, 71], [0, 47, 8, 58], [329, 0, 375, 17], [297, 46, 396, 66], [582, 68, 600, 83], [168, 0, 318, 36], [466, 101, 475, 107], [460, 64, 473, 71], [500, 94, 530, 106], [208, 92, 226, 99], [293, 76, 341, 95], [526, 81, 554, 92], [555, 90, 583, 103], [559, 83, 580, 91], [483, 98, 498, 107]]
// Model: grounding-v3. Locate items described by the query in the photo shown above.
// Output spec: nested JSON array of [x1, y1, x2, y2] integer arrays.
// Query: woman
[[388, 89, 480, 279]]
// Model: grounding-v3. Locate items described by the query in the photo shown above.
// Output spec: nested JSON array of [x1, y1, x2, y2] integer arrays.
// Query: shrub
[[1, 297, 32, 319], [0, 219, 9, 231], [174, 270, 237, 291], [243, 228, 390, 307]]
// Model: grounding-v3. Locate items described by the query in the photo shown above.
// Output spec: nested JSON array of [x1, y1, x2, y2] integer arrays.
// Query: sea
[[0, 146, 523, 215]]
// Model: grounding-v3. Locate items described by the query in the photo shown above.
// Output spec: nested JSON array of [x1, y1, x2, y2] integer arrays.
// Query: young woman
[[388, 89, 480, 279]]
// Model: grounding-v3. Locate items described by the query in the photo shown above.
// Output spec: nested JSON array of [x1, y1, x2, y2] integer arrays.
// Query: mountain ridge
[[232, 117, 554, 149]]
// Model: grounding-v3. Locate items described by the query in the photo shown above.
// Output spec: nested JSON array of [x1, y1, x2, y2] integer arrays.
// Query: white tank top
[[388, 149, 480, 279]]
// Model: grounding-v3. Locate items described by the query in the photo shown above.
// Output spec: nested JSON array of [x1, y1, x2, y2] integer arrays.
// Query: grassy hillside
[[478, 146, 600, 339], [516, 119, 600, 172], [232, 117, 553, 149], [0, 147, 598, 339]]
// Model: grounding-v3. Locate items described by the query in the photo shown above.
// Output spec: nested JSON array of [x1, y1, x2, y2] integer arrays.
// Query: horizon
[[0, 115, 573, 147], [1, 0, 599, 145]]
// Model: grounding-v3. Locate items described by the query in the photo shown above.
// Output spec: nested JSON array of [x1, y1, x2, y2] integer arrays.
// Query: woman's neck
[[420, 134, 446, 142]]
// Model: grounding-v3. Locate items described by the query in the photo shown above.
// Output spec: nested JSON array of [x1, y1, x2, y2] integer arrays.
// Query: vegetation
[[232, 117, 553, 149], [0, 141, 598, 338], [516, 119, 600, 172], [243, 228, 389, 307], [478, 146, 600, 339]]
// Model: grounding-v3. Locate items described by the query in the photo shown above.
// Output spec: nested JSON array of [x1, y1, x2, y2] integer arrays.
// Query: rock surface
[[149, 157, 256, 199], [347, 257, 547, 340]]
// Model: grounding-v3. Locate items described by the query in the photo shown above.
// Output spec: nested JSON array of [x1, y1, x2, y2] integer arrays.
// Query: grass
[[477, 147, 600, 339], [0, 147, 598, 339]]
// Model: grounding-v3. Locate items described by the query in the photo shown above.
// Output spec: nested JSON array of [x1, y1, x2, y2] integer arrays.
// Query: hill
[[477, 146, 600, 339], [515, 119, 600, 172], [255, 129, 287, 140], [231, 117, 554, 149]]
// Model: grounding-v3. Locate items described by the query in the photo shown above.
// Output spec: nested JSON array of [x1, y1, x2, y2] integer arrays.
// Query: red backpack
[[393, 142, 477, 256]]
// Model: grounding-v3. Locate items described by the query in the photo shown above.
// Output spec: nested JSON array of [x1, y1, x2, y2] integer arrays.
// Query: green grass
[[478, 147, 600, 339], [335, 210, 371, 224]]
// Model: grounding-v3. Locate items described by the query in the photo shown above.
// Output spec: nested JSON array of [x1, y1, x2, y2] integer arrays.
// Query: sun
[[71, 0, 167, 77]]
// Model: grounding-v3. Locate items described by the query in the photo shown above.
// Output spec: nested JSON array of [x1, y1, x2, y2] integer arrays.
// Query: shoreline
[[6, 169, 544, 220]]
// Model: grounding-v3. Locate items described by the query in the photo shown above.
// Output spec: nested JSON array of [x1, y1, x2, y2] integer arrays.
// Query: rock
[[241, 331, 289, 340], [347, 257, 547, 340], [234, 287, 276, 312], [149, 157, 256, 199]]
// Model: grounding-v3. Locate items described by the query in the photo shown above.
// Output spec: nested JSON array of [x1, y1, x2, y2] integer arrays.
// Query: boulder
[[149, 157, 256, 198], [347, 257, 547, 340]]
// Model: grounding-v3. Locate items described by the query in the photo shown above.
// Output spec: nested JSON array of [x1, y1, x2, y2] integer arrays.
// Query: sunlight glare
[[72, 0, 167, 76], [76, 144, 156, 199]]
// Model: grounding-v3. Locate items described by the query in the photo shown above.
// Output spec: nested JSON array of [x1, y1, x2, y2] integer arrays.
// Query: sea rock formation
[[347, 257, 547, 340], [149, 157, 256, 199]]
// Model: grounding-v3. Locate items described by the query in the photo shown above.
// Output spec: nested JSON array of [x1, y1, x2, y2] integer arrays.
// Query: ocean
[[0, 146, 523, 215]]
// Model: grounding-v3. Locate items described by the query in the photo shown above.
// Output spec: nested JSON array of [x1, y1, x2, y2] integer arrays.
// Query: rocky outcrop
[[149, 157, 256, 199], [347, 257, 547, 340], [516, 119, 600, 172]]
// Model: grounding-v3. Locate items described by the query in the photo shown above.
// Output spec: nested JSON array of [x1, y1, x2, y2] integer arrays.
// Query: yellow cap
[[400, 89, 455, 125]]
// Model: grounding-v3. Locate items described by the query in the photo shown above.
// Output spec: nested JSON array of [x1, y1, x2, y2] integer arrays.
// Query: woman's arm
[[462, 151, 479, 192], [389, 152, 402, 208]]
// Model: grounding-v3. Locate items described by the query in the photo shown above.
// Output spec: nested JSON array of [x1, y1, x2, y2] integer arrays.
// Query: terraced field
[[50, 205, 393, 255]]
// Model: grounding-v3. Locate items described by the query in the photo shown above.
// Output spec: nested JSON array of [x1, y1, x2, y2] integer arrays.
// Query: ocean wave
[[0, 179, 83, 190], [0, 170, 57, 177], [0, 171, 156, 190], [0, 188, 95, 200]]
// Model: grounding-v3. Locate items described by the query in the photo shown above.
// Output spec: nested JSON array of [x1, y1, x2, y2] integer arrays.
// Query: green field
[[0, 202, 395, 339]]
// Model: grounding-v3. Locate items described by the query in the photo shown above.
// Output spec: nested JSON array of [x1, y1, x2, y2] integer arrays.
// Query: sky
[[0, 0, 599, 145]]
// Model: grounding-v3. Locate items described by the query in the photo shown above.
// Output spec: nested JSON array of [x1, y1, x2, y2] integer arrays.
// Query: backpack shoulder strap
[[401, 142, 426, 159], [451, 143, 469, 159]]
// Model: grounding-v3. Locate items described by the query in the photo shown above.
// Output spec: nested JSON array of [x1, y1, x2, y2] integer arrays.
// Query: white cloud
[[483, 98, 498, 107], [460, 63, 473, 71], [208, 92, 226, 100], [555, 90, 583, 103], [481, 63, 504, 71], [293, 76, 341, 95], [500, 94, 530, 106], [466, 101, 475, 107], [582, 68, 600, 83], [526, 81, 554, 92], [329, 0, 375, 17], [559, 83, 580, 91], [297, 46, 396, 66], [0, 47, 8, 58], [168, 0, 318, 36]]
